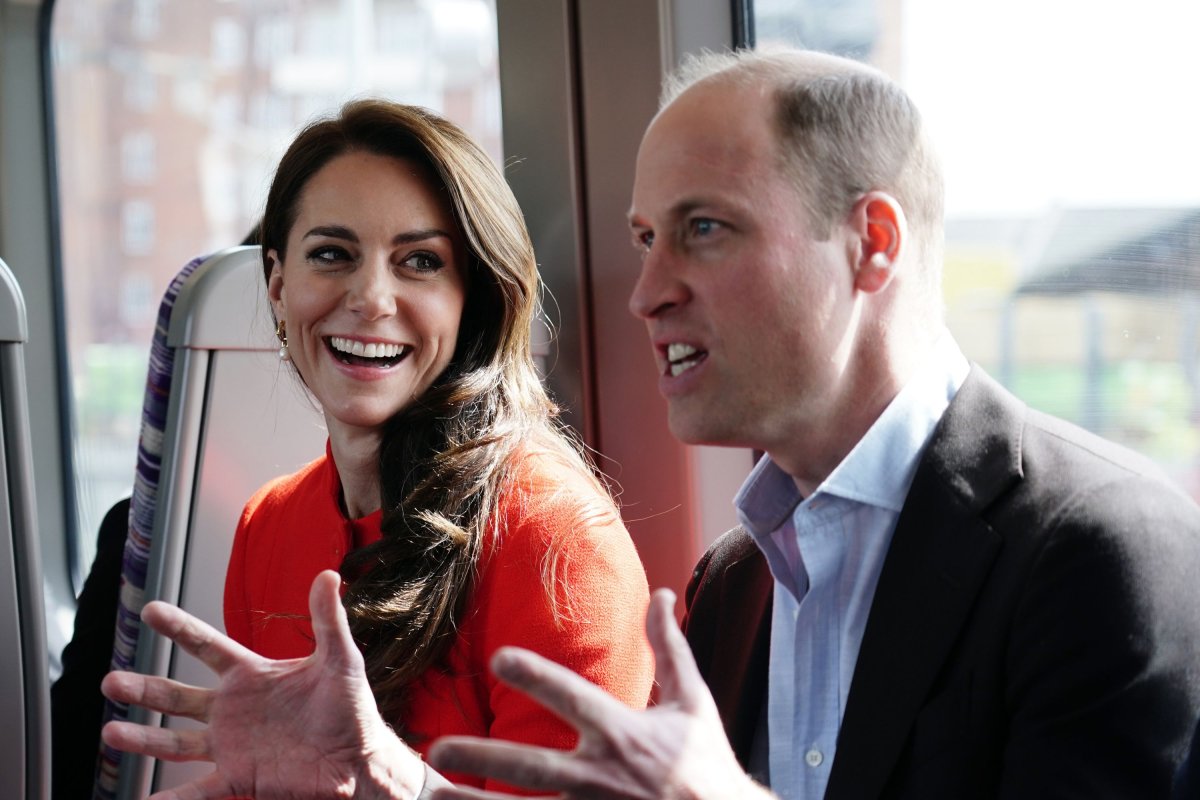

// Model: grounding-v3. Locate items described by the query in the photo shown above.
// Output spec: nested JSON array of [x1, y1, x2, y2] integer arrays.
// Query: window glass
[[752, 0, 1200, 501], [51, 0, 502, 574]]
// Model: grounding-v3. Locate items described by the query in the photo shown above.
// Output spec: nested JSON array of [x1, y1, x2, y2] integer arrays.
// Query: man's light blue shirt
[[733, 334, 970, 800]]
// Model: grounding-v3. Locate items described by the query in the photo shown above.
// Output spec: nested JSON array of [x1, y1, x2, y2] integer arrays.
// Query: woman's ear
[[266, 249, 286, 319], [850, 191, 906, 294]]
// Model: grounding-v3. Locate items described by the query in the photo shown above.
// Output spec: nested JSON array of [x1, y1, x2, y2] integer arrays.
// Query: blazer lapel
[[826, 368, 1024, 799], [707, 548, 773, 764]]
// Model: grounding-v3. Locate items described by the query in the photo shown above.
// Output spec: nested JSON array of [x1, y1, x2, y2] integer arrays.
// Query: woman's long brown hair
[[260, 99, 611, 724]]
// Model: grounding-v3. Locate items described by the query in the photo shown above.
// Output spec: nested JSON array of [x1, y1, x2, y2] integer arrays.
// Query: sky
[[899, 0, 1200, 218]]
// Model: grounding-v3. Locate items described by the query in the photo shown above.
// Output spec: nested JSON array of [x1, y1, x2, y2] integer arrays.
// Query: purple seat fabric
[[93, 254, 207, 799]]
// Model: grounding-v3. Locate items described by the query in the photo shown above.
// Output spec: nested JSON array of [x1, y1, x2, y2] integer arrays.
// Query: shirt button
[[805, 748, 823, 767]]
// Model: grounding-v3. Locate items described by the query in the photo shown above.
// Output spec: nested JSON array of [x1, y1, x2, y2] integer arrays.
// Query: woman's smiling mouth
[[326, 336, 411, 368]]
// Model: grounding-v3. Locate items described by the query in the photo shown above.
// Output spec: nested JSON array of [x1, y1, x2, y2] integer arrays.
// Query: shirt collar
[[735, 332, 969, 532], [735, 454, 802, 537]]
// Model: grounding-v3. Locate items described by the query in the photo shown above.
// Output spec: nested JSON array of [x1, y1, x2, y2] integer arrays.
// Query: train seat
[[0, 257, 51, 800], [95, 247, 326, 799]]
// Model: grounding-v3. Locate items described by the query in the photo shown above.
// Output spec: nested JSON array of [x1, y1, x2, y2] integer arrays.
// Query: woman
[[223, 100, 653, 790]]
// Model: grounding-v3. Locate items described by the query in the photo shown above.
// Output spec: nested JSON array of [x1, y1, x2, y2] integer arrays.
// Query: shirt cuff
[[415, 763, 454, 800]]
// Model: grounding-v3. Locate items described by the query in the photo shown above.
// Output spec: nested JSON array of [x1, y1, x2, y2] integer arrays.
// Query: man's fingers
[[487, 646, 628, 734], [146, 770, 233, 800], [101, 670, 213, 721], [646, 588, 709, 711], [429, 736, 585, 793], [309, 570, 365, 673], [101, 719, 211, 763], [141, 600, 254, 676], [428, 785, 525, 800]]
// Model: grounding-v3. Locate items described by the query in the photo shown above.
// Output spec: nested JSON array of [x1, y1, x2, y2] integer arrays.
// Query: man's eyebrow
[[628, 199, 716, 226], [301, 225, 454, 245]]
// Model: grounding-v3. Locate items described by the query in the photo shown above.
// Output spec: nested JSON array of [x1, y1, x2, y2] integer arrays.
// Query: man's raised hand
[[427, 588, 774, 800]]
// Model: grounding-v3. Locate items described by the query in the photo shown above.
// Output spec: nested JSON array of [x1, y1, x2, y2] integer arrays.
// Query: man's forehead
[[650, 78, 772, 143], [631, 85, 776, 218]]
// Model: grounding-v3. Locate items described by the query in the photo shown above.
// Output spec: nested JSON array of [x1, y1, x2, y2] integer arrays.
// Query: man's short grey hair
[[662, 48, 944, 265]]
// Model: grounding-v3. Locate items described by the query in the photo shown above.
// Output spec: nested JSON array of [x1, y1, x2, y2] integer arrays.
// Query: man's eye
[[689, 218, 720, 237], [632, 230, 654, 252]]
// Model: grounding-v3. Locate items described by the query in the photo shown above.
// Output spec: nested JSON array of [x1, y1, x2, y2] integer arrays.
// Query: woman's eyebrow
[[393, 228, 453, 245], [303, 224, 357, 241], [301, 225, 453, 245]]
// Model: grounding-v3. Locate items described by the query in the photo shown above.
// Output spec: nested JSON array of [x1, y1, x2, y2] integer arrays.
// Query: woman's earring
[[275, 319, 290, 362]]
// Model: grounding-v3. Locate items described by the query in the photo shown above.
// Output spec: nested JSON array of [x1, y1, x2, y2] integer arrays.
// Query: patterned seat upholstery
[[89, 246, 326, 799], [93, 254, 206, 798]]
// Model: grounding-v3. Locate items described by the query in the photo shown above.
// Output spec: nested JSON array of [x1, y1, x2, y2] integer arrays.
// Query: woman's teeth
[[329, 336, 403, 359]]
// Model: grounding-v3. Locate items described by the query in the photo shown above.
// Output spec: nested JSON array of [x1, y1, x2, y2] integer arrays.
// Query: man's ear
[[266, 249, 286, 319], [850, 191, 906, 294]]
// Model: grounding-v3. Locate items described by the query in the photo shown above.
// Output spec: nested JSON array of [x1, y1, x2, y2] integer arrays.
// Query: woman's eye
[[404, 251, 444, 272], [307, 245, 350, 265]]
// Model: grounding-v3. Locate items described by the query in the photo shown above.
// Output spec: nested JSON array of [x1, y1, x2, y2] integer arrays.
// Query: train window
[[751, 0, 1200, 501], [50, 0, 502, 577]]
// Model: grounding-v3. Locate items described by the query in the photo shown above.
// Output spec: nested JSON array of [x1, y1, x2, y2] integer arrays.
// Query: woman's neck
[[326, 421, 382, 520]]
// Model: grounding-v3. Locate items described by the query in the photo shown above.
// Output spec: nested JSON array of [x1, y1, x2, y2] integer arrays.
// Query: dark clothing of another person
[[684, 368, 1200, 799], [1178, 719, 1200, 799], [51, 498, 128, 800]]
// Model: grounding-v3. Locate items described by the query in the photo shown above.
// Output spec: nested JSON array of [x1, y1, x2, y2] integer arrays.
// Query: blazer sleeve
[[997, 475, 1200, 799]]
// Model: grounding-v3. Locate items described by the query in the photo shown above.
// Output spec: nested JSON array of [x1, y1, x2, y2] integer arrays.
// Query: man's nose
[[628, 246, 688, 320]]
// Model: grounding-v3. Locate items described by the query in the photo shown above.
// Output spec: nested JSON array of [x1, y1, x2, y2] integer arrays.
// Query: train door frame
[[497, 0, 754, 597]]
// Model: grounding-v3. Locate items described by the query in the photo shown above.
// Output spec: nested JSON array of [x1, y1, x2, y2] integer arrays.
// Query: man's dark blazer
[[683, 368, 1200, 799], [1176, 718, 1200, 798]]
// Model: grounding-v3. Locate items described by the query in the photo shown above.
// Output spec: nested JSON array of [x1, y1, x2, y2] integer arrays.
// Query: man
[[427, 48, 1200, 799], [103, 48, 1200, 799]]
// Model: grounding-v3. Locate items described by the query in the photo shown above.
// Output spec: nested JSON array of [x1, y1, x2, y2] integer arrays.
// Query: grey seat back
[[0, 257, 51, 800], [109, 247, 326, 797]]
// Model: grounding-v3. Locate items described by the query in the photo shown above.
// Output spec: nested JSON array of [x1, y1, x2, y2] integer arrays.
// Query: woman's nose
[[347, 258, 397, 320]]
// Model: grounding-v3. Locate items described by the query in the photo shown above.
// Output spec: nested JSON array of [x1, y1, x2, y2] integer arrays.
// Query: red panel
[[571, 2, 704, 612]]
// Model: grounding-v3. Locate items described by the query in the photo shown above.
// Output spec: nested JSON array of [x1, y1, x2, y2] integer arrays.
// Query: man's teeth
[[667, 343, 697, 362], [330, 336, 403, 359], [667, 342, 701, 377]]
